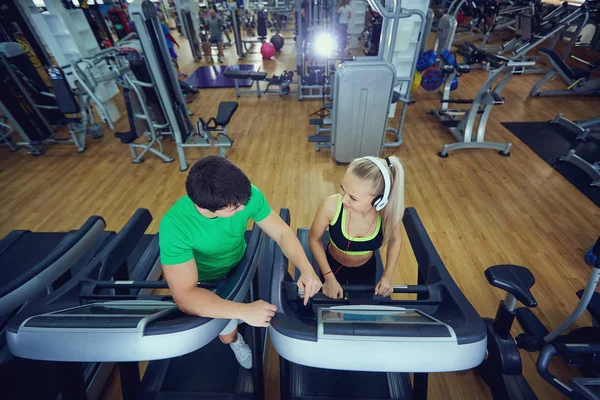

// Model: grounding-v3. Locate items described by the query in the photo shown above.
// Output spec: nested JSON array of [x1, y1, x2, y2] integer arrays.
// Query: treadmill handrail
[[0, 216, 106, 302], [93, 280, 220, 290], [296, 283, 429, 294], [95, 209, 152, 282], [0, 230, 28, 256], [402, 208, 486, 345]]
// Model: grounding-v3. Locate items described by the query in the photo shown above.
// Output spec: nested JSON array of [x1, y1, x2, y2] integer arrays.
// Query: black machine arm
[[198, 117, 218, 131], [456, 42, 510, 69]]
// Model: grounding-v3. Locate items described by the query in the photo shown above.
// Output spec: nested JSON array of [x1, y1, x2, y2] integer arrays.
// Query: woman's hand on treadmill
[[241, 300, 277, 327], [323, 275, 344, 299], [375, 275, 393, 297]]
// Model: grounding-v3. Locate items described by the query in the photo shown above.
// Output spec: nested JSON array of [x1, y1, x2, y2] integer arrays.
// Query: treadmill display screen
[[55, 304, 171, 316], [321, 310, 433, 324], [319, 309, 451, 338]]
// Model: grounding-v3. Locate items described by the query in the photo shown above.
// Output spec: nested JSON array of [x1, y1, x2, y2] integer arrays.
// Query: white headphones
[[362, 156, 391, 211]]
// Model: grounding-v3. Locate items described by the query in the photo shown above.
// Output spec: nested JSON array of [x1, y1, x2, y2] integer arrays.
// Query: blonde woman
[[309, 156, 405, 299]]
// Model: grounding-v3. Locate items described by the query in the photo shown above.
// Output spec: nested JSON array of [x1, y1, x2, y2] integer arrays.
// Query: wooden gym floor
[[1, 22, 599, 400]]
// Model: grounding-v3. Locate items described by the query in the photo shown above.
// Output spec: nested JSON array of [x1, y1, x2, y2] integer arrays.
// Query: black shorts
[[324, 245, 376, 285], [210, 35, 223, 44]]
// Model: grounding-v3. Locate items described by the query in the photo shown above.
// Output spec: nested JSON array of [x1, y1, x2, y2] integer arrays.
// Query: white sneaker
[[230, 333, 252, 369]]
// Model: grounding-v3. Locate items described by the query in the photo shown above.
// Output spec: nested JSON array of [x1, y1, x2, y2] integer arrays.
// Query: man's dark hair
[[185, 156, 251, 211]]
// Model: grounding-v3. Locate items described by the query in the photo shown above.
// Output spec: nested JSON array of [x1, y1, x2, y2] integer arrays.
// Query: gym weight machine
[[427, 13, 586, 159], [428, 43, 534, 157], [498, 1, 594, 75], [552, 109, 600, 187], [308, 0, 428, 163], [295, 0, 339, 100], [0, 42, 116, 155], [130, 0, 240, 171], [109, 35, 176, 164]]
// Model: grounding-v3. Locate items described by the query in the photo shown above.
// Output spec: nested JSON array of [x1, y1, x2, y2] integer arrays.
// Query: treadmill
[[0, 215, 107, 314], [266, 207, 488, 400], [0, 215, 111, 399], [7, 222, 267, 400], [2, 208, 162, 400]]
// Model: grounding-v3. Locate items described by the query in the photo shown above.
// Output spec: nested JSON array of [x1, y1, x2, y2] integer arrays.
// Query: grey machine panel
[[434, 14, 458, 54], [331, 61, 396, 164]]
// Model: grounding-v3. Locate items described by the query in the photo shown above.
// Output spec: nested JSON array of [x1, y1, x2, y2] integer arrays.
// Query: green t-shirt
[[159, 185, 271, 280]]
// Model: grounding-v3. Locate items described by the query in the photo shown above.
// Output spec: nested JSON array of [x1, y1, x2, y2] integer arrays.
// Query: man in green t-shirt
[[160, 156, 322, 369]]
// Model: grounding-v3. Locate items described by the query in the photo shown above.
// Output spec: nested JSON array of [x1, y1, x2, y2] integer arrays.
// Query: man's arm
[[256, 211, 323, 303], [256, 211, 314, 275], [162, 259, 276, 326]]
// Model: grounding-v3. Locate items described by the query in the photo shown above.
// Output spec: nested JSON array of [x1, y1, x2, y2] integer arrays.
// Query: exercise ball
[[270, 34, 284, 51], [261, 42, 276, 60], [411, 71, 422, 93]]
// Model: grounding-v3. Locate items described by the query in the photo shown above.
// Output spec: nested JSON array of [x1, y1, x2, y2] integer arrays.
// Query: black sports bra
[[329, 195, 383, 255]]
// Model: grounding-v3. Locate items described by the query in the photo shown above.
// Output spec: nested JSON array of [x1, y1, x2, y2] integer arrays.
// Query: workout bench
[[224, 69, 298, 97], [224, 69, 268, 97], [193, 101, 239, 157]]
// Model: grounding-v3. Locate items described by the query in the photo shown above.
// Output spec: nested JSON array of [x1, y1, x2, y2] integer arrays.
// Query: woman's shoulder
[[321, 194, 341, 219], [324, 193, 341, 204]]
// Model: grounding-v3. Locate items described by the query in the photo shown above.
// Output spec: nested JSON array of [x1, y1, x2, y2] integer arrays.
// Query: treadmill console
[[317, 306, 454, 340], [22, 300, 175, 331]]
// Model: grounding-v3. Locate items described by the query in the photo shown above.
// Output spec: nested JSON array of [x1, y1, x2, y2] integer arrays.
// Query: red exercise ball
[[260, 42, 276, 60]]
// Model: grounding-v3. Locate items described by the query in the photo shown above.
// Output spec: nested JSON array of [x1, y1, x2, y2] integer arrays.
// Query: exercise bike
[[477, 244, 600, 399]]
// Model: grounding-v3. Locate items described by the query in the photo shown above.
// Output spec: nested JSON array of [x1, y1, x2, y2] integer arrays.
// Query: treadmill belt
[[0, 232, 67, 286], [287, 363, 395, 399], [0, 357, 63, 398], [159, 325, 252, 395]]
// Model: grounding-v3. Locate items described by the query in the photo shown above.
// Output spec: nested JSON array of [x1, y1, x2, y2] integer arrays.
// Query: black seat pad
[[485, 265, 536, 307], [249, 71, 268, 80], [223, 70, 250, 79], [571, 67, 590, 80], [539, 47, 577, 80], [115, 131, 138, 144], [215, 102, 239, 126]]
